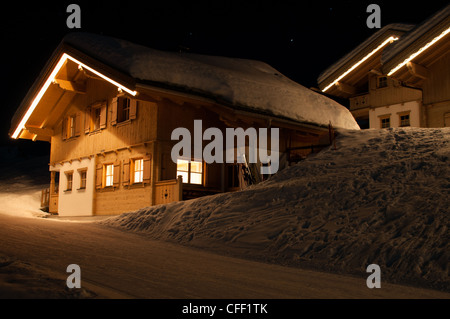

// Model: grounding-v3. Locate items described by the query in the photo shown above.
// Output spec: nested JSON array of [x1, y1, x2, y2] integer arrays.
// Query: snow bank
[[0, 156, 49, 218], [102, 127, 450, 292], [64, 33, 360, 130]]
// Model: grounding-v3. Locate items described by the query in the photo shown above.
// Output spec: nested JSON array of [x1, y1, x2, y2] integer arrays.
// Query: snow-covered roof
[[63, 33, 359, 130]]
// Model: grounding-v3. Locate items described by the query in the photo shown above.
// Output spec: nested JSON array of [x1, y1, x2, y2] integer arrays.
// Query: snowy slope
[[64, 33, 360, 130], [103, 127, 450, 292]]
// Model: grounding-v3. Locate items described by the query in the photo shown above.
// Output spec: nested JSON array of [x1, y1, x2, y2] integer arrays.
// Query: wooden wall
[[423, 52, 450, 105], [50, 78, 158, 164]]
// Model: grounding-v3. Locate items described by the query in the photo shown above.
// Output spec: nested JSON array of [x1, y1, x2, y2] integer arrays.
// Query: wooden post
[[176, 175, 183, 201]]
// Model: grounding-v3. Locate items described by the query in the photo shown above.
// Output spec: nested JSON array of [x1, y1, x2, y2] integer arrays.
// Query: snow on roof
[[63, 33, 359, 130]]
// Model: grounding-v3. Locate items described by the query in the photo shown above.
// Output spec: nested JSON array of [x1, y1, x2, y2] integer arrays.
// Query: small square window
[[377, 77, 388, 88], [400, 114, 410, 127], [381, 117, 390, 128]]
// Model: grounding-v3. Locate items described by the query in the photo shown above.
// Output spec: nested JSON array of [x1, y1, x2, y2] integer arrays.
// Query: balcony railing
[[350, 93, 370, 111]]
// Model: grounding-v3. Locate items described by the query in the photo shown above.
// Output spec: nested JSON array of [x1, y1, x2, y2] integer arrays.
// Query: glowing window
[[105, 164, 114, 187], [176, 159, 203, 185], [134, 159, 144, 183]]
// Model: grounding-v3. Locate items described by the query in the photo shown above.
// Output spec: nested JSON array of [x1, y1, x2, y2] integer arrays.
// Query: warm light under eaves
[[387, 26, 450, 76], [322, 36, 398, 93], [11, 53, 137, 139]]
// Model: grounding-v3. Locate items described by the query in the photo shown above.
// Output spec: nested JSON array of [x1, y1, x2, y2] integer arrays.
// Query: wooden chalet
[[318, 5, 450, 129], [10, 33, 358, 217]]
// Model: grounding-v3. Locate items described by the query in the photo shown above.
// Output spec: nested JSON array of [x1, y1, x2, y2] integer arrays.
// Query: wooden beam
[[406, 62, 429, 79], [53, 79, 86, 94], [336, 81, 357, 95], [25, 126, 54, 137]]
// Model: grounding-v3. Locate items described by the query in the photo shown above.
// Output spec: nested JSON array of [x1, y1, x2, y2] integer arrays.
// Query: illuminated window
[[105, 164, 114, 187], [400, 114, 410, 127], [177, 159, 203, 185], [133, 159, 144, 183], [66, 172, 73, 191], [380, 117, 390, 128]]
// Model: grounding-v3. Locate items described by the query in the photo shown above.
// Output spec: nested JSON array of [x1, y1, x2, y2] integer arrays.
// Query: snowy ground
[[0, 127, 449, 298], [103, 127, 450, 293]]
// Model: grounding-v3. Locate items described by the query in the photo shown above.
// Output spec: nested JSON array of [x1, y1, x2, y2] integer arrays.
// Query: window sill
[[87, 129, 103, 136], [125, 182, 149, 189], [63, 189, 72, 193], [63, 136, 79, 142], [97, 186, 117, 192], [77, 187, 86, 191], [116, 120, 132, 127]]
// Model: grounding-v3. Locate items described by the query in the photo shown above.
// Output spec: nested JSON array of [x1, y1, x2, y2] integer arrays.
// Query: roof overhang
[[381, 12, 450, 85], [10, 44, 137, 140], [317, 24, 414, 98]]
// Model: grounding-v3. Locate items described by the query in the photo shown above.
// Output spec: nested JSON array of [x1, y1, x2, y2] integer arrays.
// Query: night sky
[[1, 0, 448, 158]]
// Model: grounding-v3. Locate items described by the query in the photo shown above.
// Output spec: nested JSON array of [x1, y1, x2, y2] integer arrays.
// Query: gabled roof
[[317, 23, 415, 86], [317, 4, 450, 96], [10, 33, 360, 140]]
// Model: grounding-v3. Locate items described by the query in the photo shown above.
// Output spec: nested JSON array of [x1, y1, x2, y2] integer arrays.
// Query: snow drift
[[103, 127, 450, 292], [64, 32, 359, 130]]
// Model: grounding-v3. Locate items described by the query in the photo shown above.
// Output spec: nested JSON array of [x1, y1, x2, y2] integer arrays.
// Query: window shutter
[[95, 164, 103, 189], [123, 159, 130, 186], [75, 112, 82, 137], [100, 102, 107, 129], [113, 161, 121, 187], [62, 117, 67, 140], [111, 97, 118, 125], [143, 155, 151, 184], [84, 107, 91, 134], [130, 99, 137, 120]]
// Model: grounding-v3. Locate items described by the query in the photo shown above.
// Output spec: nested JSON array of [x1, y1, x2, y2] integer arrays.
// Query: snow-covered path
[[0, 214, 448, 299]]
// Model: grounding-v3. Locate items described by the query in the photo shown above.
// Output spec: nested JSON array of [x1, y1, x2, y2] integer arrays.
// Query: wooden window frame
[[62, 112, 81, 140], [377, 76, 388, 89], [176, 159, 204, 185], [104, 163, 114, 188], [397, 111, 411, 127], [85, 101, 107, 134], [111, 95, 137, 126], [65, 171, 74, 192], [132, 158, 144, 184], [379, 114, 391, 129], [123, 156, 151, 188], [77, 168, 87, 190]]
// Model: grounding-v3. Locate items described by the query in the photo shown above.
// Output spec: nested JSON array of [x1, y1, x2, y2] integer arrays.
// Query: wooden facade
[[11, 37, 335, 216]]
